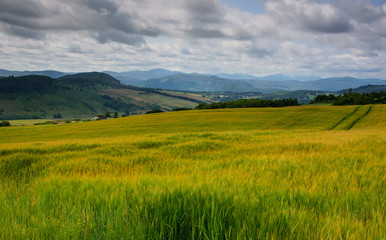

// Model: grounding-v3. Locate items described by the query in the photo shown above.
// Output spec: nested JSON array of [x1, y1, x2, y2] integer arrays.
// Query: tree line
[[311, 91, 386, 105], [195, 98, 299, 109]]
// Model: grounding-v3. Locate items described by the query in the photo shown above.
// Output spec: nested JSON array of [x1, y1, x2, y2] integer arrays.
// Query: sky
[[0, 0, 386, 79]]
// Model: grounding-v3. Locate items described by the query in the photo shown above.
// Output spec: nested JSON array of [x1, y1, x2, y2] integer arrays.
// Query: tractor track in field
[[329, 106, 359, 130], [329, 105, 373, 130], [346, 105, 373, 130]]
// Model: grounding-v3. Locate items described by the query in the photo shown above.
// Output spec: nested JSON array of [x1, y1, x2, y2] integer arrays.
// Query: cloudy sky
[[0, 0, 386, 78]]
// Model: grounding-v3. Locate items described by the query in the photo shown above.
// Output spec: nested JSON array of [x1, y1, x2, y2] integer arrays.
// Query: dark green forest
[[196, 98, 298, 109], [311, 91, 386, 105]]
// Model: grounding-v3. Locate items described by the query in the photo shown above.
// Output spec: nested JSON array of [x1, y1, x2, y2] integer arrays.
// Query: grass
[[0, 105, 357, 143], [0, 105, 385, 239], [8, 119, 57, 126], [330, 105, 373, 130]]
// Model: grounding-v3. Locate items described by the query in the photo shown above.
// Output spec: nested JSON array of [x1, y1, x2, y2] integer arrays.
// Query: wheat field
[[0, 105, 385, 239]]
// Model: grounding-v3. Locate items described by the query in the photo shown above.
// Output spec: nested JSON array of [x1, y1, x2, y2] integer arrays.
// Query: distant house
[[91, 115, 107, 121]]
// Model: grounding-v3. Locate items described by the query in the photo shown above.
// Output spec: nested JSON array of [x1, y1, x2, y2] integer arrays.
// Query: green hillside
[[0, 73, 208, 119], [338, 84, 386, 94], [0, 105, 385, 239], [58, 72, 122, 89]]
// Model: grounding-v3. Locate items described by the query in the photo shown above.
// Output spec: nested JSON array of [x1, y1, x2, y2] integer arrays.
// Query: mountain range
[[132, 74, 385, 93], [1, 68, 385, 93], [0, 69, 68, 78]]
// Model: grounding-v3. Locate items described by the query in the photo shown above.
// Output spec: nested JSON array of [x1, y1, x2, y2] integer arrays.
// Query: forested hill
[[0, 73, 209, 120], [338, 85, 386, 94], [57, 72, 122, 89], [0, 75, 59, 94]]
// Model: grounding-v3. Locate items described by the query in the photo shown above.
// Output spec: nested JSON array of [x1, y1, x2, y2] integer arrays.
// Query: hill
[[2, 68, 386, 93], [0, 73, 209, 119], [138, 74, 258, 92], [101, 69, 386, 92], [247, 77, 386, 92], [0, 105, 384, 239], [311, 77, 386, 91], [58, 72, 122, 89], [257, 74, 320, 82], [121, 73, 386, 93], [0, 75, 60, 94], [338, 84, 386, 94], [105, 68, 183, 81], [105, 69, 319, 82], [0, 69, 67, 78]]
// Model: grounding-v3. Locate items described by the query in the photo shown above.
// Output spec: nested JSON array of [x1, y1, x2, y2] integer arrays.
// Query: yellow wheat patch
[[0, 105, 385, 239]]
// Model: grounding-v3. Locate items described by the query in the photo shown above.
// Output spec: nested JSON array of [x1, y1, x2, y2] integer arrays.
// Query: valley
[[0, 73, 210, 120]]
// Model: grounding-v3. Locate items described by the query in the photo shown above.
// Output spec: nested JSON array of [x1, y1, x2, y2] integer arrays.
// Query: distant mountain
[[0, 73, 208, 119], [248, 77, 386, 92], [338, 84, 386, 94], [207, 73, 259, 80], [311, 77, 386, 91], [120, 72, 386, 93], [247, 79, 309, 91], [257, 74, 320, 82], [292, 76, 321, 82], [105, 68, 183, 83], [1, 68, 385, 93], [102, 75, 143, 86], [107, 69, 385, 92], [106, 70, 319, 82], [138, 74, 259, 92], [0, 69, 67, 78]]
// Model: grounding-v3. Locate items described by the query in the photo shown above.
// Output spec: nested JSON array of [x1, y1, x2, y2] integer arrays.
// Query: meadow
[[0, 105, 385, 239]]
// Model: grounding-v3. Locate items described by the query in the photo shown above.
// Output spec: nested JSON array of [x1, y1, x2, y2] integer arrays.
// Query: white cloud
[[0, 0, 385, 78]]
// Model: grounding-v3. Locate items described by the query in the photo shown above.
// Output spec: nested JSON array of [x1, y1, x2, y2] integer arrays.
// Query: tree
[[114, 112, 118, 118], [105, 112, 111, 118], [146, 109, 163, 114], [332, 91, 384, 105], [0, 121, 11, 127], [195, 98, 298, 110]]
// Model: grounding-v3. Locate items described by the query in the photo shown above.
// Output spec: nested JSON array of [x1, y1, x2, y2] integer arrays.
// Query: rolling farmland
[[0, 105, 385, 239]]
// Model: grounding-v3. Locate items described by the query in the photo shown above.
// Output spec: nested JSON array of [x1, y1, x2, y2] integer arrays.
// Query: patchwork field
[[0, 105, 385, 239]]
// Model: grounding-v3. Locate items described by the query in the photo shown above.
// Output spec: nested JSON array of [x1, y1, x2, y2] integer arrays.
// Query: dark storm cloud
[[266, 0, 353, 34], [0, 0, 156, 44], [0, 0, 52, 18], [247, 46, 272, 58], [0, 0, 55, 36], [1, 24, 45, 39], [184, 0, 225, 24], [303, 16, 352, 34], [95, 30, 145, 45], [0, 0, 384, 43], [335, 0, 385, 23], [185, 28, 227, 39], [0, 0, 254, 42], [85, 0, 120, 14]]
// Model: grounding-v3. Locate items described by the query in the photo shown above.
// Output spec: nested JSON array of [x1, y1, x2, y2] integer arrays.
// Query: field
[[0, 105, 385, 239], [9, 119, 57, 126]]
